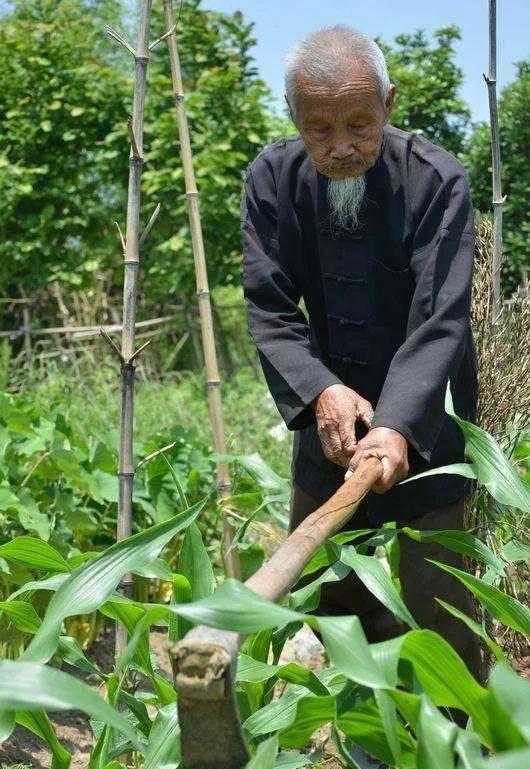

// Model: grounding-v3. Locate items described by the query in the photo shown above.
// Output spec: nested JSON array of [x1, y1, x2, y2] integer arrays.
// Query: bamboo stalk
[[162, 0, 239, 577], [483, 0, 506, 325], [106, 0, 153, 657]]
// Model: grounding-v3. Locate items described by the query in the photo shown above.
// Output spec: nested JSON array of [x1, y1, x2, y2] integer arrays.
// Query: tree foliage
[[379, 25, 471, 156], [0, 0, 130, 295], [464, 60, 529, 295], [137, 0, 276, 299]]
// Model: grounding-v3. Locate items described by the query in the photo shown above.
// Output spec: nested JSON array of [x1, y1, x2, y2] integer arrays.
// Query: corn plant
[[0, 390, 528, 768]]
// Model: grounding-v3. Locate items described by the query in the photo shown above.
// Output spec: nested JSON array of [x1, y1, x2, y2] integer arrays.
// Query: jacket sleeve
[[371, 167, 475, 462], [241, 160, 342, 430]]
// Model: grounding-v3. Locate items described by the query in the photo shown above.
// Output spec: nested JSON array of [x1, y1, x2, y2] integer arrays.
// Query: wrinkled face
[[288, 65, 395, 179]]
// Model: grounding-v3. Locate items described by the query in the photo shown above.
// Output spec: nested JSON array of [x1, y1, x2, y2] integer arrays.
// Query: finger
[[320, 427, 347, 467], [372, 456, 395, 494], [338, 415, 357, 456], [358, 400, 375, 430]]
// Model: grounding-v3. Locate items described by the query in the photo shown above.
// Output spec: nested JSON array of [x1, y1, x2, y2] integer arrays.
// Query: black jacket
[[241, 124, 478, 524]]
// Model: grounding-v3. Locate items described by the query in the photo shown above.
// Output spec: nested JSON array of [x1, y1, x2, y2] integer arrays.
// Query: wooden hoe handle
[[171, 456, 383, 769]]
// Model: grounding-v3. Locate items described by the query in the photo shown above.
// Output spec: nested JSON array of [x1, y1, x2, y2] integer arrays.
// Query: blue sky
[[206, 0, 529, 123]]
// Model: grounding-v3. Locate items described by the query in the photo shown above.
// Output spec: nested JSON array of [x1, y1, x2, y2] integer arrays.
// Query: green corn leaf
[[401, 528, 505, 576], [0, 536, 70, 572], [415, 694, 457, 769], [15, 709, 71, 769], [245, 733, 278, 769], [318, 615, 389, 690], [244, 684, 314, 737], [489, 663, 530, 742], [143, 702, 180, 769], [500, 540, 530, 564], [290, 560, 351, 612], [174, 578, 303, 633], [399, 630, 523, 751], [399, 462, 477, 486], [429, 560, 530, 636], [8, 573, 68, 601], [340, 546, 419, 628], [275, 751, 310, 768], [338, 697, 416, 767], [436, 599, 505, 661], [401, 386, 530, 514], [179, 522, 214, 601], [278, 695, 336, 748], [22, 501, 205, 663], [168, 573, 192, 643], [0, 661, 139, 747]]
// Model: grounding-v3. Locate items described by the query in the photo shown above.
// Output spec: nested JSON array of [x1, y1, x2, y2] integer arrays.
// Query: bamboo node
[[205, 380, 221, 388], [492, 196, 507, 206], [173, 93, 185, 104], [217, 483, 232, 494], [185, 191, 199, 199]]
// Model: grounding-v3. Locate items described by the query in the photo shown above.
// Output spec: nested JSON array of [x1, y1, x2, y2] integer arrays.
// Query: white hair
[[284, 25, 390, 117]]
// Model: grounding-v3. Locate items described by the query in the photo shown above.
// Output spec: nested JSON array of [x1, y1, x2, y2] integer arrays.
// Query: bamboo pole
[[105, 0, 156, 657], [162, 0, 239, 577], [483, 0, 506, 325]]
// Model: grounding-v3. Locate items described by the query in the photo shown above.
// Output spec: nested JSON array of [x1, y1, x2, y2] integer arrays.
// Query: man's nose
[[330, 135, 355, 160]]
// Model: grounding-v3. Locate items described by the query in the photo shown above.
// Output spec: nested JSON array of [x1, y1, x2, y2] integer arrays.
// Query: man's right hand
[[312, 384, 374, 468]]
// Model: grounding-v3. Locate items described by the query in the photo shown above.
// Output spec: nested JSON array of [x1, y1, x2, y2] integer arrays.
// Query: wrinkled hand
[[312, 384, 374, 468], [345, 427, 409, 493]]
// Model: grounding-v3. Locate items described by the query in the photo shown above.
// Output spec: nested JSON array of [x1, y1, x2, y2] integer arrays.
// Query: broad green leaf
[[16, 709, 71, 769], [489, 664, 530, 741], [340, 547, 419, 628], [179, 522, 214, 600], [279, 695, 336, 748], [401, 528, 505, 576], [0, 661, 139, 747], [415, 695, 457, 769], [245, 733, 278, 769], [445, 386, 530, 512], [500, 540, 530, 564], [290, 561, 351, 612], [244, 685, 314, 737], [275, 752, 309, 768], [400, 462, 477, 485], [168, 573, 192, 643], [429, 560, 530, 636], [317, 615, 389, 689], [23, 502, 204, 663], [8, 572, 68, 601], [0, 536, 70, 572], [400, 630, 523, 750], [338, 697, 416, 767], [436, 599, 504, 661], [143, 702, 180, 769], [175, 578, 303, 633], [58, 635, 106, 679], [0, 600, 41, 633]]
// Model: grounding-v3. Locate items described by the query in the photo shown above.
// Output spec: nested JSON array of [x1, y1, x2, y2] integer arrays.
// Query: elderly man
[[240, 24, 482, 721]]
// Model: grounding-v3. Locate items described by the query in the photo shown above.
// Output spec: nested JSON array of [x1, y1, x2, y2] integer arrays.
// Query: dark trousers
[[289, 482, 485, 684]]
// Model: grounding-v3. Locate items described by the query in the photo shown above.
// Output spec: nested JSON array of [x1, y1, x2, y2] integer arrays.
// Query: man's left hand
[[344, 427, 409, 493]]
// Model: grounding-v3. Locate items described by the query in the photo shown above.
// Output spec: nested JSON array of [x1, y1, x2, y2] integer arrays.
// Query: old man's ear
[[284, 94, 297, 125], [384, 84, 396, 122]]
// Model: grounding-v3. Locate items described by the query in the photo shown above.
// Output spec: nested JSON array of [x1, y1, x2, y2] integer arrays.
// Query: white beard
[[327, 175, 366, 230]]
